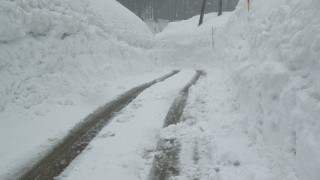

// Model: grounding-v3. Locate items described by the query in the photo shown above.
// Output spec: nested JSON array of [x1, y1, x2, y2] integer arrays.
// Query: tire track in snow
[[19, 71, 179, 180], [149, 70, 205, 180], [179, 77, 216, 180]]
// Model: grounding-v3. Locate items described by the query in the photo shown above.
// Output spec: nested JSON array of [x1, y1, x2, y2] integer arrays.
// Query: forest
[[116, 0, 239, 21]]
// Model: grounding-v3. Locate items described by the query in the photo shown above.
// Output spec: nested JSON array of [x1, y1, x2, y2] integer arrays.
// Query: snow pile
[[0, 0, 156, 178], [0, 0, 154, 112], [216, 0, 320, 179], [156, 0, 319, 178], [156, 13, 232, 67], [0, 0, 152, 46]]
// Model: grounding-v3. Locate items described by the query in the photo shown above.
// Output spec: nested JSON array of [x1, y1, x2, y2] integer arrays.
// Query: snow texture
[[0, 0, 154, 113], [57, 70, 196, 180], [0, 0, 157, 179], [155, 0, 319, 178], [214, 0, 320, 179], [0, 0, 319, 179]]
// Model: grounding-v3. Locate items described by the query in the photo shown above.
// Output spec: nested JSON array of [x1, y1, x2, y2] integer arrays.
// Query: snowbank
[[0, 0, 152, 45], [0, 0, 155, 178], [156, 0, 319, 178], [215, 0, 320, 179], [156, 13, 232, 67], [0, 0, 154, 113]]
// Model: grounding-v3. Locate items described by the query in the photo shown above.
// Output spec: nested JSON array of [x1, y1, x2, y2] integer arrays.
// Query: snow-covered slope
[[0, 0, 154, 112], [0, 0, 156, 179], [1, 0, 319, 179], [156, 0, 319, 179], [156, 13, 232, 67], [216, 0, 320, 179]]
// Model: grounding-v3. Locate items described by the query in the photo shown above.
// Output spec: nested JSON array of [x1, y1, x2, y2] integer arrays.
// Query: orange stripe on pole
[[248, 0, 250, 12]]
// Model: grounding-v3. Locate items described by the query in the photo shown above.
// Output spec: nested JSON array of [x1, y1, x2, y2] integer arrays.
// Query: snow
[[156, 13, 232, 67], [154, 0, 319, 178], [57, 70, 196, 180], [0, 0, 158, 179], [1, 0, 319, 179], [144, 19, 169, 34], [154, 68, 296, 180], [214, 0, 320, 179], [0, 69, 171, 179]]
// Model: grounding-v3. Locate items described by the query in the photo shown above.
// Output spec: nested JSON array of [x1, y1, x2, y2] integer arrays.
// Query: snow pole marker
[[211, 26, 215, 49], [248, 0, 250, 13]]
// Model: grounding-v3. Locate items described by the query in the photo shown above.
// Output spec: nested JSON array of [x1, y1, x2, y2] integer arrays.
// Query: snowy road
[[20, 70, 206, 180], [56, 69, 199, 180], [19, 68, 285, 180], [20, 71, 178, 179], [2, 0, 318, 179], [150, 70, 205, 180]]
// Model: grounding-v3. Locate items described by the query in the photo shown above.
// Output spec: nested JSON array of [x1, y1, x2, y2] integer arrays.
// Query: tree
[[116, 0, 239, 22], [218, 0, 222, 16], [198, 0, 207, 26]]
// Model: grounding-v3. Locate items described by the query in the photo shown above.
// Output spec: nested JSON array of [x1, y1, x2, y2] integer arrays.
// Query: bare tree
[[116, 0, 239, 22], [218, 0, 223, 16], [198, 0, 207, 26]]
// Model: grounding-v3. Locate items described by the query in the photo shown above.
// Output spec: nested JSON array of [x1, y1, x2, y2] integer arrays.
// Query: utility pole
[[198, 0, 207, 26], [218, 0, 223, 16]]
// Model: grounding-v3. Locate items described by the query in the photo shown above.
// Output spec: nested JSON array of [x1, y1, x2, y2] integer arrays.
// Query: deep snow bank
[[156, 0, 319, 178], [0, 0, 154, 112], [156, 13, 232, 67], [0, 0, 155, 178], [216, 0, 320, 179]]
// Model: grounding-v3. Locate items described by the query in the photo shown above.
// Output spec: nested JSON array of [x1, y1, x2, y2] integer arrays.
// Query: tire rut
[[19, 71, 179, 180], [149, 70, 205, 180]]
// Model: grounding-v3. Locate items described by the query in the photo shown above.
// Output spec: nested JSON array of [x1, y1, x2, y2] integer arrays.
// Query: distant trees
[[116, 0, 239, 22]]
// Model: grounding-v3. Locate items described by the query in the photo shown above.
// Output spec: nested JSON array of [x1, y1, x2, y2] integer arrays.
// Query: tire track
[[149, 70, 205, 180], [19, 71, 179, 180]]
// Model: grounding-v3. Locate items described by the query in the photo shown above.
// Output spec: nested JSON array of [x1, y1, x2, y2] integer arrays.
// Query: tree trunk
[[153, 0, 158, 22], [218, 0, 223, 16], [183, 0, 187, 19], [198, 0, 207, 26]]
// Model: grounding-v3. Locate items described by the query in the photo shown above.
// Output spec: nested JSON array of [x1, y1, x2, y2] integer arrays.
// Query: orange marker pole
[[211, 27, 215, 49], [248, 0, 250, 12]]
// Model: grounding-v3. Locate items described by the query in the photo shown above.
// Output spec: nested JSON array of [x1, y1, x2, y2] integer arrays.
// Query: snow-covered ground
[[0, 0, 160, 179], [57, 70, 196, 180], [215, 1, 320, 179], [164, 68, 296, 179], [155, 0, 319, 178], [154, 11, 298, 179], [156, 12, 232, 67], [1, 0, 319, 179]]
